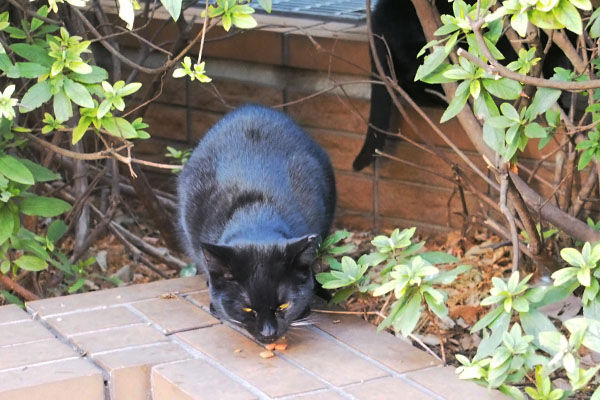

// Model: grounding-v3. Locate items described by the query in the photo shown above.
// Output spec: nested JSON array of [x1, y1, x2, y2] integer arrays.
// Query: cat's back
[[178, 104, 335, 246]]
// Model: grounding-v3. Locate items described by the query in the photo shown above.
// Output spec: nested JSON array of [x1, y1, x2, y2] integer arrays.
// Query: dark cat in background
[[178, 104, 336, 343], [353, 0, 570, 171], [352, 0, 449, 171]]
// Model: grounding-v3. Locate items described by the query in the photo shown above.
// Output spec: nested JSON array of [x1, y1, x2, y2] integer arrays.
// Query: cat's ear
[[200, 242, 235, 278], [287, 234, 319, 269]]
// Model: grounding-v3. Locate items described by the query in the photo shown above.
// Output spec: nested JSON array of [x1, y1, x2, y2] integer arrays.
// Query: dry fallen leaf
[[259, 351, 275, 359]]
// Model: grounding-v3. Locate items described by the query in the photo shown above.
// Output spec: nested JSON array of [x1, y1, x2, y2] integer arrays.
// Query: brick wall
[[121, 12, 560, 234]]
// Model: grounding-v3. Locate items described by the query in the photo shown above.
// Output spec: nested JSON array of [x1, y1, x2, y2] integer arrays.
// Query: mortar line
[[0, 356, 81, 373], [308, 325, 446, 400], [67, 322, 149, 337], [30, 311, 113, 383]]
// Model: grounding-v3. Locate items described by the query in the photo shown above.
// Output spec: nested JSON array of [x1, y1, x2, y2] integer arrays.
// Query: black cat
[[177, 104, 336, 343], [353, 0, 449, 171], [353, 0, 571, 171]]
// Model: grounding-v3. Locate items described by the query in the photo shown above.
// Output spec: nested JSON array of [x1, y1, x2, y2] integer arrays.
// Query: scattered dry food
[[274, 343, 288, 351], [259, 350, 275, 359], [234, 349, 242, 353], [159, 292, 177, 299], [264, 343, 276, 351]]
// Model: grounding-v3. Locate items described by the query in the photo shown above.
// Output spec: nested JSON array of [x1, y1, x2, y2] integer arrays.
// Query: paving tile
[[93, 342, 192, 400], [343, 377, 433, 400], [313, 313, 440, 374], [152, 358, 257, 400], [0, 304, 29, 324], [0, 358, 104, 400], [0, 339, 79, 370], [0, 320, 55, 346], [282, 327, 388, 385], [26, 276, 207, 317], [177, 324, 325, 397], [406, 367, 509, 400], [133, 297, 219, 334], [44, 306, 143, 337], [185, 291, 211, 308], [70, 323, 169, 355]]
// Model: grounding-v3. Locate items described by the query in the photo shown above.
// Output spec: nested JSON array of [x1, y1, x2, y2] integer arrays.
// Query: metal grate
[[255, 0, 371, 23]]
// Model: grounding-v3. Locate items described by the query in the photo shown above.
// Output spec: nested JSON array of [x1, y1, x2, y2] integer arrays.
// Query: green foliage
[[0, 5, 151, 292], [317, 228, 470, 337], [553, 242, 600, 307], [165, 146, 192, 173]]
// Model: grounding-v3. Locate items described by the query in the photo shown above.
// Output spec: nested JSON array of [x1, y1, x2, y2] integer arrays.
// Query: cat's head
[[201, 235, 318, 343]]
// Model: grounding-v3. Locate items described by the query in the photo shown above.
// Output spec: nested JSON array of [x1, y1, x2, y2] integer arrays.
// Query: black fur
[[353, 0, 571, 171], [178, 104, 336, 342]]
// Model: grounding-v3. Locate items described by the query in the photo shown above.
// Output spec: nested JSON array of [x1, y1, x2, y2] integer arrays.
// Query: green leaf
[[524, 122, 547, 139], [395, 292, 423, 336], [160, 0, 182, 21], [19, 80, 52, 112], [20, 195, 72, 217], [231, 14, 258, 29], [520, 309, 557, 352], [570, 0, 591, 10], [420, 251, 458, 265], [425, 292, 448, 318], [332, 286, 357, 304], [0, 290, 24, 307], [14, 255, 48, 271], [10, 43, 53, 65], [441, 80, 470, 123], [578, 149, 595, 170], [528, 9, 565, 30], [101, 117, 139, 139], [257, 0, 272, 12], [0, 155, 35, 185], [0, 206, 14, 246], [18, 159, 61, 182], [527, 88, 562, 120], [415, 47, 448, 82], [72, 117, 92, 145], [69, 66, 108, 84], [471, 305, 504, 332], [64, 79, 94, 108], [552, 0, 582, 34], [13, 62, 49, 78], [431, 265, 471, 285], [180, 263, 197, 277], [68, 277, 86, 293], [53, 89, 73, 123], [47, 220, 68, 243], [482, 78, 522, 100]]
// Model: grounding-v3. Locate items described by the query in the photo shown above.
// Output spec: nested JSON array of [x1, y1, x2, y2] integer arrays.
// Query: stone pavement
[[0, 276, 507, 399]]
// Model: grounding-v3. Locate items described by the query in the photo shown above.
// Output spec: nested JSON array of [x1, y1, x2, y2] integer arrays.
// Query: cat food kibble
[[259, 350, 275, 359], [274, 343, 288, 351], [264, 343, 276, 351]]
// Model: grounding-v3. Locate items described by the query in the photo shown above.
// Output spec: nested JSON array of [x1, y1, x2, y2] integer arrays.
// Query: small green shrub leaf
[[14, 255, 48, 271], [19, 80, 52, 112], [0, 155, 35, 185], [20, 195, 72, 217]]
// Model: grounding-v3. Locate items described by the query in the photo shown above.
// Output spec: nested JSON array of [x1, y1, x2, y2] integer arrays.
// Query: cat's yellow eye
[[278, 302, 290, 310], [242, 307, 253, 313]]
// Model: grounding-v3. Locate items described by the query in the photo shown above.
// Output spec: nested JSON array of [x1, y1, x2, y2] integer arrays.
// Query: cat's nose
[[259, 323, 277, 341]]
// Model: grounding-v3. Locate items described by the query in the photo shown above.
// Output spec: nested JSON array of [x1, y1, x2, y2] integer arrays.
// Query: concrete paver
[[0, 358, 104, 400], [177, 324, 326, 398], [152, 358, 257, 400], [0, 277, 508, 399], [133, 296, 219, 334]]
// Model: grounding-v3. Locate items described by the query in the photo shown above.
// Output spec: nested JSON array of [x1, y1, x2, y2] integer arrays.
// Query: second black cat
[[178, 104, 336, 343]]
